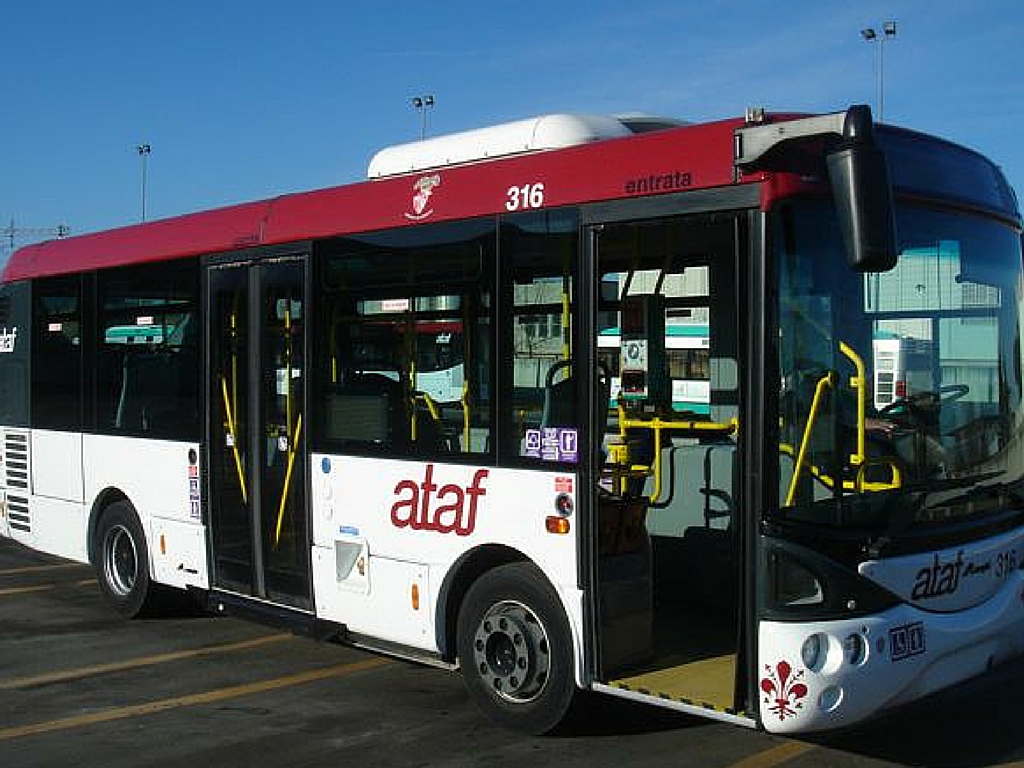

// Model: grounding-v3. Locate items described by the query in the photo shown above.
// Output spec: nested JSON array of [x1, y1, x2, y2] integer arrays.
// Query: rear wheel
[[457, 562, 577, 734], [94, 501, 160, 618]]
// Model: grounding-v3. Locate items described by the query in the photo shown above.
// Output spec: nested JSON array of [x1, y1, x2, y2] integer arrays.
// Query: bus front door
[[591, 211, 749, 722], [207, 257, 312, 611]]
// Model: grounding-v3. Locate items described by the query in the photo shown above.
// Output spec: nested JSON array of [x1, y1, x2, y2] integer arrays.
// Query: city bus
[[1, 106, 1022, 735]]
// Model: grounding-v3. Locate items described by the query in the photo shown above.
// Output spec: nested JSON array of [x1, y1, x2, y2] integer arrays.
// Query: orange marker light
[[411, 582, 420, 610], [160, 534, 166, 555], [545, 516, 571, 535]]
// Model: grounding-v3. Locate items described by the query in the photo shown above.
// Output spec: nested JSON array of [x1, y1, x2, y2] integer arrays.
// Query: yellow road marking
[[0, 584, 54, 596], [0, 578, 95, 597], [0, 656, 390, 742], [0, 562, 86, 576], [0, 633, 292, 690], [724, 740, 816, 768]]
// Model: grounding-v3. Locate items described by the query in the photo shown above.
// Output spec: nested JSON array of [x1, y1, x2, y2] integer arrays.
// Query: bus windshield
[[776, 199, 1024, 540]]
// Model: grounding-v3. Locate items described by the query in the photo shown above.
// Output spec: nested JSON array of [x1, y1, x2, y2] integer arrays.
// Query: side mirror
[[826, 105, 898, 273]]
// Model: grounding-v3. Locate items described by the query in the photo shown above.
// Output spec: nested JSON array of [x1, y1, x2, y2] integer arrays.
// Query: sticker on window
[[524, 428, 579, 463]]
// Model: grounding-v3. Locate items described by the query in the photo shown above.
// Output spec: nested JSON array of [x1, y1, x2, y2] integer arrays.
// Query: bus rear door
[[207, 255, 312, 610]]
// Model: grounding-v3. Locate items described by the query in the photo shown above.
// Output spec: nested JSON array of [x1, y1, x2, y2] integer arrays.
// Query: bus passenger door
[[590, 211, 748, 721], [207, 257, 312, 611]]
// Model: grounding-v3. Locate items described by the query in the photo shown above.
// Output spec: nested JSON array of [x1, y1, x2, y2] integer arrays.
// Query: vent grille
[[4, 432, 29, 491], [7, 494, 29, 533]]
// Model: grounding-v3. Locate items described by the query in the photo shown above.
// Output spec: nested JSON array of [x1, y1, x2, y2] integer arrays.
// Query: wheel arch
[[434, 543, 531, 661], [86, 487, 134, 565]]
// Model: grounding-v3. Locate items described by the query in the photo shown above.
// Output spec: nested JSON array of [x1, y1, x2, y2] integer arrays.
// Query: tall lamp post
[[860, 21, 897, 122], [136, 143, 151, 222], [412, 95, 434, 140]]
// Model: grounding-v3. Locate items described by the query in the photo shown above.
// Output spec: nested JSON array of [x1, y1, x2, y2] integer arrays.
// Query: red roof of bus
[[3, 117, 754, 283]]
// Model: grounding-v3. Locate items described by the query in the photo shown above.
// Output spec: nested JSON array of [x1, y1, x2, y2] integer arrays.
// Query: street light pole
[[412, 95, 435, 140], [860, 22, 897, 122], [136, 143, 151, 222]]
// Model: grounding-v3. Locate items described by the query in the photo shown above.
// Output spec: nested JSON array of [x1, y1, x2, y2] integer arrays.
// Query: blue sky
[[2, 0, 1022, 260]]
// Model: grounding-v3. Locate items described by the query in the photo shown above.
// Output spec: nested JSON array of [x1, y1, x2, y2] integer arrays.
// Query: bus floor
[[608, 526, 741, 713], [608, 596, 739, 712]]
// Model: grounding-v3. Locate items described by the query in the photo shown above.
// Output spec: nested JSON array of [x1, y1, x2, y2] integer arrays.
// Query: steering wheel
[[878, 383, 969, 418]]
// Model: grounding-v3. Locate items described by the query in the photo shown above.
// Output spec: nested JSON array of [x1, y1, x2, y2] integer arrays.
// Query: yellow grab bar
[[220, 376, 248, 504], [614, 405, 737, 503], [461, 380, 471, 451], [785, 371, 837, 507], [839, 341, 867, 468], [273, 413, 303, 549]]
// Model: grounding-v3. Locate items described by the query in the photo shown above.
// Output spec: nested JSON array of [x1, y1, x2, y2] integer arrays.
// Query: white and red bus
[[2, 107, 1023, 735]]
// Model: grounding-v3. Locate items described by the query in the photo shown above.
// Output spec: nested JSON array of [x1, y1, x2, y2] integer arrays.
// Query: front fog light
[[801, 633, 825, 671], [818, 685, 843, 712], [843, 633, 867, 666]]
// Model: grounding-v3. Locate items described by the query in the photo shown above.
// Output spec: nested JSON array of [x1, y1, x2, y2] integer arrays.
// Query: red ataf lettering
[[390, 465, 488, 536]]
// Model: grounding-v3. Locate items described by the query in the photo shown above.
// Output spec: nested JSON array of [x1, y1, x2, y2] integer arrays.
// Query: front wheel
[[457, 562, 577, 734], [94, 501, 160, 618]]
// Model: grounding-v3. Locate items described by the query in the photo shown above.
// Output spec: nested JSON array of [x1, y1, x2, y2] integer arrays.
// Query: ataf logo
[[912, 550, 969, 600], [405, 173, 441, 221], [0, 326, 17, 354], [390, 464, 488, 536]]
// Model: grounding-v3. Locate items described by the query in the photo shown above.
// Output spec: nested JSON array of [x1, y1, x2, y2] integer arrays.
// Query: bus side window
[[32, 276, 83, 431], [95, 261, 200, 440], [499, 210, 580, 465], [314, 220, 494, 458]]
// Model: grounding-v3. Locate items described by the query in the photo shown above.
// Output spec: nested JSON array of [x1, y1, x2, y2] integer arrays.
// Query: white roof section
[[367, 113, 641, 179]]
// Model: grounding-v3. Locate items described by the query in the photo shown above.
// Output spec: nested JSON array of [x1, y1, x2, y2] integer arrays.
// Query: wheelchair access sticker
[[524, 428, 579, 463]]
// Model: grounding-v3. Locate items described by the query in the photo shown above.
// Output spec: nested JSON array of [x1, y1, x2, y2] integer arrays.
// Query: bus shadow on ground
[[812, 657, 1024, 768], [552, 692, 701, 737]]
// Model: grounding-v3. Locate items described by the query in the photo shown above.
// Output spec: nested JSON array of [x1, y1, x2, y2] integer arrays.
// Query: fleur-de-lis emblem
[[760, 660, 808, 721]]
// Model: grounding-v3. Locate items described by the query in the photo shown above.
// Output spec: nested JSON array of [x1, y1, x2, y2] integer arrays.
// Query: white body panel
[[310, 453, 586, 681], [31, 430, 84, 502], [83, 433, 208, 590], [859, 527, 1024, 612], [28, 495, 87, 562], [0, 428, 208, 591], [758, 546, 1024, 733]]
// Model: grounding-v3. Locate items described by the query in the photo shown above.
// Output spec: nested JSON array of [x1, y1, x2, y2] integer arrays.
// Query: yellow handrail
[[220, 376, 248, 504], [839, 341, 866, 468], [614, 405, 737, 503], [785, 371, 837, 507], [780, 442, 902, 495], [273, 413, 303, 549], [461, 380, 471, 451]]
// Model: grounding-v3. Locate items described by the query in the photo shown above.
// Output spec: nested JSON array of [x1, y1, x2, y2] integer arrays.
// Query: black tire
[[457, 562, 577, 735], [94, 501, 160, 618]]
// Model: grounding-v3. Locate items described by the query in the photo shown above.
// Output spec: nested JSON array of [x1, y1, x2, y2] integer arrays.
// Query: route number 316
[[505, 182, 545, 211]]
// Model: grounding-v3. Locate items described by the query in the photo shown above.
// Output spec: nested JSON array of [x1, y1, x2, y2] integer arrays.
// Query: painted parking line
[[0, 584, 55, 597], [0, 633, 293, 690], [0, 578, 95, 597], [0, 656, 391, 742], [0, 562, 87, 576], [723, 740, 816, 768]]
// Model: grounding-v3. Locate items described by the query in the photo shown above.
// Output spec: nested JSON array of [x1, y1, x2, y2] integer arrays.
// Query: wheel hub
[[472, 600, 550, 703], [103, 524, 138, 597]]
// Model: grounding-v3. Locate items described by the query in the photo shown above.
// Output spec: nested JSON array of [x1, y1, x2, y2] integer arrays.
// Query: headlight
[[843, 633, 867, 666], [801, 633, 826, 671]]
